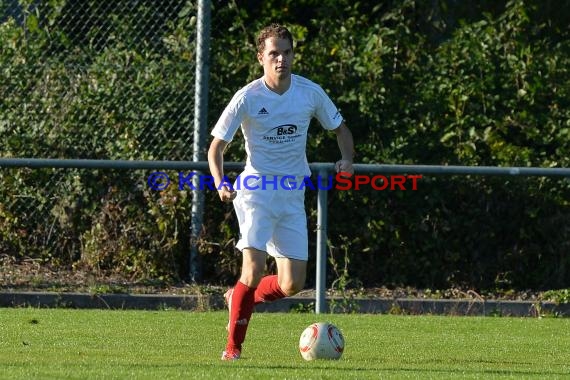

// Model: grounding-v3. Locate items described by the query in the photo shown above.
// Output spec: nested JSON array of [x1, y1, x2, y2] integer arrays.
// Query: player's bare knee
[[240, 268, 264, 287], [280, 280, 304, 296], [240, 248, 267, 286], [280, 285, 297, 297]]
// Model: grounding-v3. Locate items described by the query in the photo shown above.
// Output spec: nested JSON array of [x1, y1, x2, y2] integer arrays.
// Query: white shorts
[[232, 175, 308, 261]]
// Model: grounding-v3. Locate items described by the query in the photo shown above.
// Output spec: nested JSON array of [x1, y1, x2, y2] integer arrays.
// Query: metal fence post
[[315, 167, 329, 314], [190, 0, 211, 282]]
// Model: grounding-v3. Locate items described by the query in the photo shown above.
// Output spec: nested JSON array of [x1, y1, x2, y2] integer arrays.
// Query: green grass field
[[0, 308, 569, 379]]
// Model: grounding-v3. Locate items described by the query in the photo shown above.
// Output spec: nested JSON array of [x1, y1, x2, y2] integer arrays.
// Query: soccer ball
[[299, 322, 345, 361]]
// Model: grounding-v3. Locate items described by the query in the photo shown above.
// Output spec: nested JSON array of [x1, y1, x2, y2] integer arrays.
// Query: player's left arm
[[333, 122, 355, 175]]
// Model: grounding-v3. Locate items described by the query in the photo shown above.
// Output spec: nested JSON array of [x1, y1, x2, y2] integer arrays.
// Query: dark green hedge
[[1, 0, 569, 291]]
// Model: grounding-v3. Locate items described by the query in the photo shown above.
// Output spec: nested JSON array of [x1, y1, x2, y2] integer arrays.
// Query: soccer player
[[208, 23, 354, 360]]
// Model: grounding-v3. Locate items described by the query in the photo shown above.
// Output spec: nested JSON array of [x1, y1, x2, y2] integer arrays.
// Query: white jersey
[[211, 74, 343, 177]]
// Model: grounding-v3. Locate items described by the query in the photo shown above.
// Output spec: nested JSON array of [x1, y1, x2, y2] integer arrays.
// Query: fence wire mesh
[[0, 1, 204, 277], [2, 1, 570, 290], [1, 0, 197, 160]]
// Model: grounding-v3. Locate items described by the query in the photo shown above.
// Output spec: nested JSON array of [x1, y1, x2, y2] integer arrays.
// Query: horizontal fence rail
[[2, 158, 570, 177], [2, 158, 570, 313]]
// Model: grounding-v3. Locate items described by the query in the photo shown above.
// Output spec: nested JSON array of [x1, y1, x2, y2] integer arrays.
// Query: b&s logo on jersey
[[263, 124, 303, 144]]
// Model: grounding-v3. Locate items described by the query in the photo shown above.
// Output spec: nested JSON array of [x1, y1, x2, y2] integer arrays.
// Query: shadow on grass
[[211, 361, 570, 378]]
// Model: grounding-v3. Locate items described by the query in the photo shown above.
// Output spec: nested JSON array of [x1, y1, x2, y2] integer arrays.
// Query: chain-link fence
[[4, 1, 570, 291], [1, 0, 197, 160], [0, 0, 205, 279]]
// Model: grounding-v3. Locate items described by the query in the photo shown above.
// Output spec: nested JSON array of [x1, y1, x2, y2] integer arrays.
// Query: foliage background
[[1, 0, 569, 292]]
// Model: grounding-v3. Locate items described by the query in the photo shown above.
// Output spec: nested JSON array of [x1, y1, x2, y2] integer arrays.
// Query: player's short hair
[[256, 23, 294, 53]]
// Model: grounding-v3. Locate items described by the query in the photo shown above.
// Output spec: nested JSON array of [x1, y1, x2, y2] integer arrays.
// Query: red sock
[[227, 281, 256, 351], [254, 275, 287, 305]]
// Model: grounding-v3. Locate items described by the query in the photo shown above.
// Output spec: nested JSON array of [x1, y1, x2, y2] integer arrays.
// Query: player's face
[[257, 37, 294, 79]]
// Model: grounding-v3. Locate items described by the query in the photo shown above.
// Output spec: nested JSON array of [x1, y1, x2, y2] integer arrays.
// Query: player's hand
[[218, 185, 237, 203], [335, 159, 354, 176]]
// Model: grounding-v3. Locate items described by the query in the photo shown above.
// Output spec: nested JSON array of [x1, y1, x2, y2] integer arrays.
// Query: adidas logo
[[236, 318, 249, 326], [258, 107, 269, 115]]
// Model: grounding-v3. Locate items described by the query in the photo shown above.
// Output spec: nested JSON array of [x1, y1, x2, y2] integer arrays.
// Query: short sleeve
[[211, 92, 247, 142], [314, 87, 343, 131]]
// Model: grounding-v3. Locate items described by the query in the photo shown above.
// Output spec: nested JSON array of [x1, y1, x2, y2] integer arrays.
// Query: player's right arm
[[208, 137, 237, 203]]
